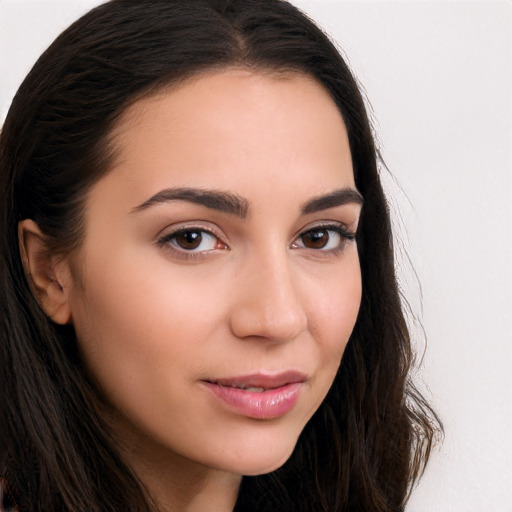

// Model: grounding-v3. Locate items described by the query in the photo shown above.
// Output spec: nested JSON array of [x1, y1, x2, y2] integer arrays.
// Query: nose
[[229, 251, 308, 343]]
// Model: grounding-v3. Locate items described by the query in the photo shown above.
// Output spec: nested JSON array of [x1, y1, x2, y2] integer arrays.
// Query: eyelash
[[156, 222, 356, 259]]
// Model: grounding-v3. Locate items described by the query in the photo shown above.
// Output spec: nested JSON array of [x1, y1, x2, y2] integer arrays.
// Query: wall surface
[[1, 1, 511, 511]]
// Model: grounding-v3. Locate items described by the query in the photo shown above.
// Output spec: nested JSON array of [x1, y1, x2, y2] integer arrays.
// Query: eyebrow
[[300, 188, 363, 215], [131, 186, 363, 218], [131, 187, 249, 218]]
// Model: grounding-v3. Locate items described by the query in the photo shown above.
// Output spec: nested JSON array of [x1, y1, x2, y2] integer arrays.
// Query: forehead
[[95, 68, 354, 211], [116, 67, 340, 129]]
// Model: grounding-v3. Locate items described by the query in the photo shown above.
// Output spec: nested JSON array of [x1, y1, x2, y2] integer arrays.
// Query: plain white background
[[1, 1, 511, 510]]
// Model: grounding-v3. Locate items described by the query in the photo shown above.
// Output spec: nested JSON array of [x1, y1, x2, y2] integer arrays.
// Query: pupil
[[303, 229, 328, 248], [177, 230, 202, 249]]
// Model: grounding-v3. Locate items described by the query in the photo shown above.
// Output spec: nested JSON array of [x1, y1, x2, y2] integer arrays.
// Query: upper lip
[[205, 370, 307, 390]]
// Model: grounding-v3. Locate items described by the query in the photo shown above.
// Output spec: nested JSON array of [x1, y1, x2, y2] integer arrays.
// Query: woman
[[0, 1, 441, 511]]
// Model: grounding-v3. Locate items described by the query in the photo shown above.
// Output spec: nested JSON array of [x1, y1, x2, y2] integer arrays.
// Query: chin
[[223, 439, 297, 477]]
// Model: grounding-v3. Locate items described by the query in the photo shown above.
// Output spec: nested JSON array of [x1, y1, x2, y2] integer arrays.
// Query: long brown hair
[[0, 1, 441, 510]]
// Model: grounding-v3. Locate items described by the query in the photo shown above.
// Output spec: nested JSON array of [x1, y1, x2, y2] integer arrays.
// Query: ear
[[18, 219, 73, 325]]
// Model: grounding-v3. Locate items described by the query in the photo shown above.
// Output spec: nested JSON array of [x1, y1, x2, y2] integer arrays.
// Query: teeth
[[244, 387, 265, 392]]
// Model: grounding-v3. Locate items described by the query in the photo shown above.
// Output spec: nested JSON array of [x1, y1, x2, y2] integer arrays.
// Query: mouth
[[202, 371, 306, 419], [205, 370, 306, 391], [211, 383, 268, 393]]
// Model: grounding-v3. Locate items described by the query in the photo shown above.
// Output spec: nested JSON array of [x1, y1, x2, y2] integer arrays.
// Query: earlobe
[[18, 219, 73, 325]]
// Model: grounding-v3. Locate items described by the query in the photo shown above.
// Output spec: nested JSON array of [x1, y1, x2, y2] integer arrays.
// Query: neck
[[141, 459, 241, 512]]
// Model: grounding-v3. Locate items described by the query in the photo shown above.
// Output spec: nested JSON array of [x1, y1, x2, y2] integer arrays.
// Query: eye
[[292, 225, 355, 252], [158, 228, 224, 253]]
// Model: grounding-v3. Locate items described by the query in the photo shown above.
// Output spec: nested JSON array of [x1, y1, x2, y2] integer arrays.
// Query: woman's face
[[65, 69, 362, 476]]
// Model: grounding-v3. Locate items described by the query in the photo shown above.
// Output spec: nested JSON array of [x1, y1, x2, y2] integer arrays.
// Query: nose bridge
[[229, 245, 308, 342]]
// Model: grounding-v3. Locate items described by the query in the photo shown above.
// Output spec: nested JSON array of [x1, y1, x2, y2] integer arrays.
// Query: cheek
[[73, 244, 223, 337], [69, 253, 222, 407], [301, 252, 362, 396], [308, 256, 362, 352]]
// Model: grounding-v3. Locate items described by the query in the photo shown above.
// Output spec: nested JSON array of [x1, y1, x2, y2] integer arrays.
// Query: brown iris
[[301, 229, 330, 249], [174, 230, 203, 250]]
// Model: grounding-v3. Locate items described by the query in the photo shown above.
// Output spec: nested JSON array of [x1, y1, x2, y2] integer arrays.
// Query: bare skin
[[20, 69, 362, 511]]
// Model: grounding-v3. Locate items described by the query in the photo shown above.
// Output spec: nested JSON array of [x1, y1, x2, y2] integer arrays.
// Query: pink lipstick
[[202, 371, 305, 420]]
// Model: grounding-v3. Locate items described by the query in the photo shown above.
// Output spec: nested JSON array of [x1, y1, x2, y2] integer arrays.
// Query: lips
[[210, 371, 305, 391], [202, 371, 306, 419]]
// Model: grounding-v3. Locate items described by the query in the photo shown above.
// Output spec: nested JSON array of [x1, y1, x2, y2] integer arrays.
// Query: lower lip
[[203, 381, 302, 419]]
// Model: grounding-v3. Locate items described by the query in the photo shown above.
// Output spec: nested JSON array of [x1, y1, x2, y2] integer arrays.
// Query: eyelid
[[156, 220, 226, 241], [297, 220, 356, 238]]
